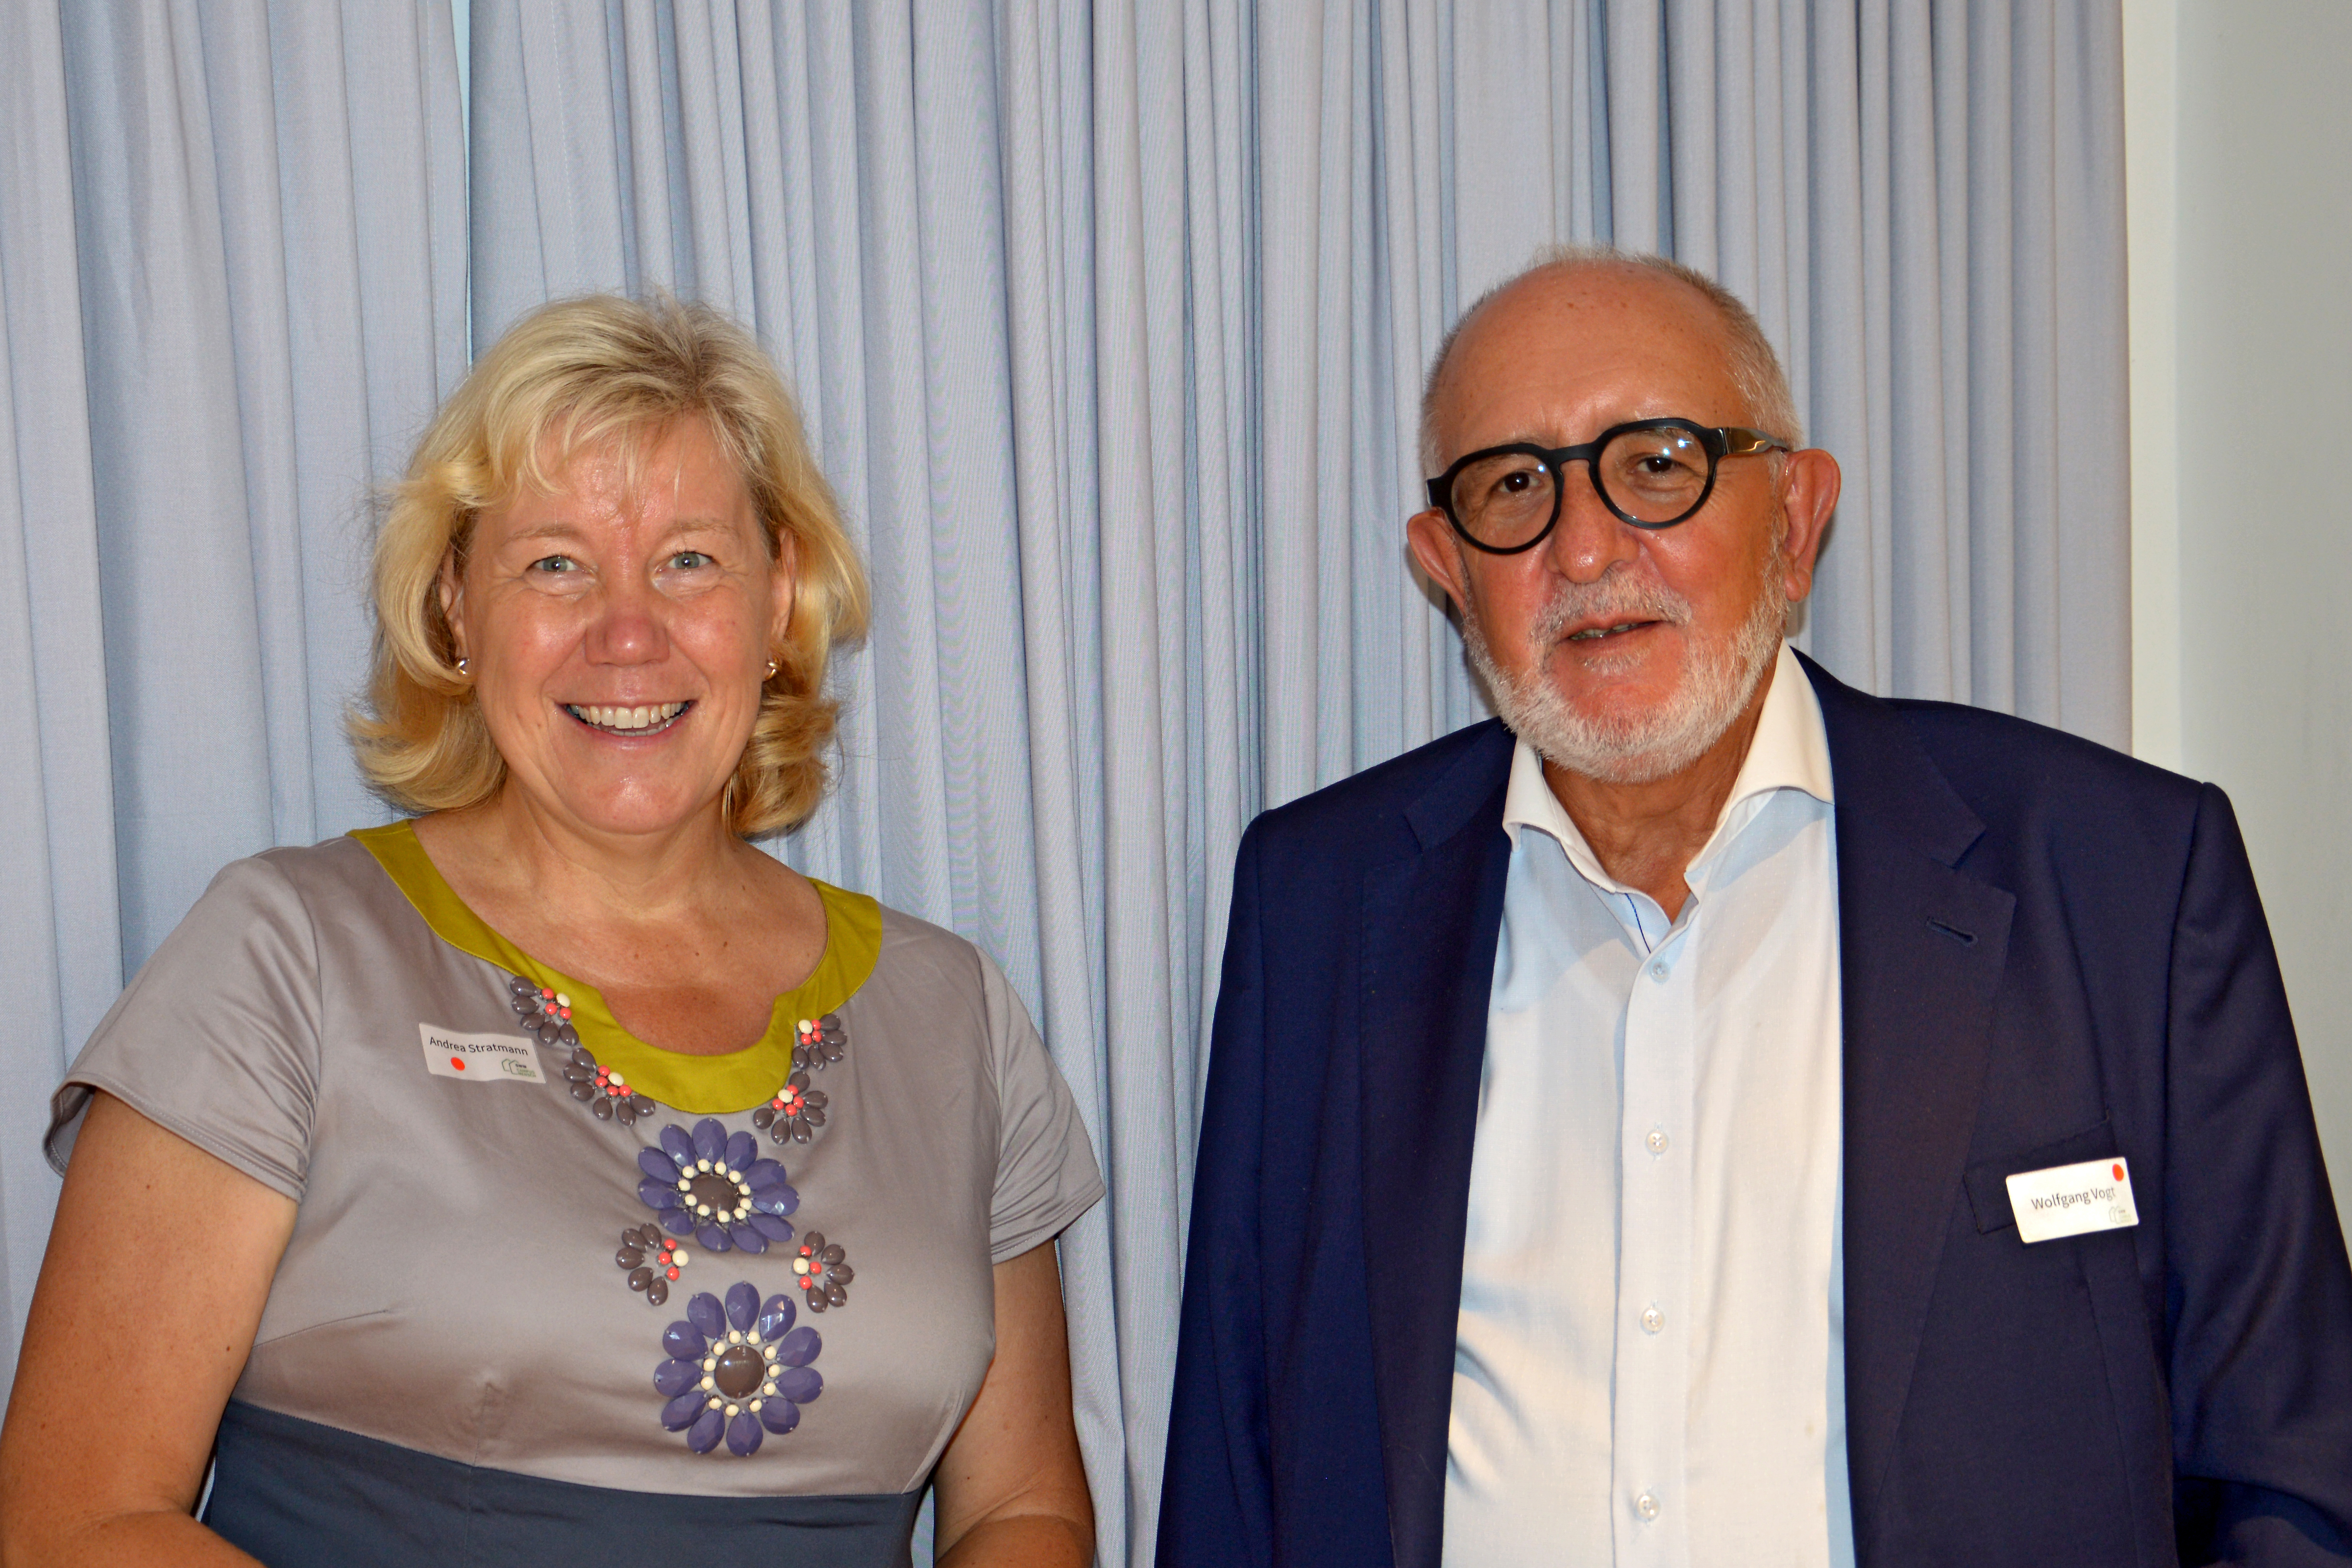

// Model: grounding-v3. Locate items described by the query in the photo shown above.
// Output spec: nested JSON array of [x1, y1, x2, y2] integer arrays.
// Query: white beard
[[1461, 548, 1788, 786]]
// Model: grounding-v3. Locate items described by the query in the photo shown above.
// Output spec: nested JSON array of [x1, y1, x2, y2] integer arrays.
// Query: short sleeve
[[45, 853, 322, 1201], [978, 951, 1104, 1264]]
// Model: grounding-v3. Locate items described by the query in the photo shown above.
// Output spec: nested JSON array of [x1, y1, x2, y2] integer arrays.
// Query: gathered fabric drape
[[1, 0, 465, 1348], [3, 2, 2124, 1563], [466, 4, 2125, 1559]]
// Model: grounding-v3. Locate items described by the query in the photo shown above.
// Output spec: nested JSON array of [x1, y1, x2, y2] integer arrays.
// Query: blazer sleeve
[[2165, 784, 2352, 1563], [1158, 820, 1276, 1567]]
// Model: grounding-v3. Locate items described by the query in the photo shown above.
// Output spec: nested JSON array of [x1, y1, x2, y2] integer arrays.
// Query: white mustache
[[1528, 573, 1693, 645]]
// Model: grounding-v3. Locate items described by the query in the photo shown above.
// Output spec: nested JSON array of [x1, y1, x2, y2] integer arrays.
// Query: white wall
[[2128, 0, 2352, 1234]]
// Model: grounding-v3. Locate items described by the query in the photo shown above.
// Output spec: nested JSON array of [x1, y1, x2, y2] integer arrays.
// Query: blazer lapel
[[1357, 723, 1515, 1568], [1803, 657, 2018, 1540]]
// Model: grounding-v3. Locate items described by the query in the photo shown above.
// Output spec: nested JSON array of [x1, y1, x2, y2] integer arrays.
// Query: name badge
[[2005, 1156, 2139, 1244], [419, 1023, 547, 1084]]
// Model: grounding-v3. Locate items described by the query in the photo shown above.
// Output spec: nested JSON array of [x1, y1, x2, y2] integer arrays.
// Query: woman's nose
[[582, 579, 669, 665]]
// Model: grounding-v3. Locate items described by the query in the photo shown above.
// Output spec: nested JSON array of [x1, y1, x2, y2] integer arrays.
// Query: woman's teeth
[[566, 701, 687, 733]]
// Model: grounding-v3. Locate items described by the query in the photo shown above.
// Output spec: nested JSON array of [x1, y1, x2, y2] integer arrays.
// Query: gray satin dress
[[45, 822, 1104, 1567]]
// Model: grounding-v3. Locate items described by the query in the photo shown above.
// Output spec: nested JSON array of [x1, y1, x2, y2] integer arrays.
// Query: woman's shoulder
[[201, 829, 400, 906], [140, 833, 401, 952], [814, 893, 1032, 1044], [851, 898, 1010, 1000]]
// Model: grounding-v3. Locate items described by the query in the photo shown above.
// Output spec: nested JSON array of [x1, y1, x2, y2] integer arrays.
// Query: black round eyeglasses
[[1425, 418, 1790, 554]]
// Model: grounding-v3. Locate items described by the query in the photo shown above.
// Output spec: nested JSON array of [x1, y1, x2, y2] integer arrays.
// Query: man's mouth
[[1564, 620, 1659, 642], [564, 701, 692, 736]]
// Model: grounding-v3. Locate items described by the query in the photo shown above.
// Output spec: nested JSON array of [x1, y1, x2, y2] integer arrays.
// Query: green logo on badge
[[500, 1057, 534, 1077]]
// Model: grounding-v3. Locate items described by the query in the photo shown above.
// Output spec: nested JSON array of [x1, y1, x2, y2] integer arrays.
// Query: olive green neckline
[[351, 820, 880, 1114]]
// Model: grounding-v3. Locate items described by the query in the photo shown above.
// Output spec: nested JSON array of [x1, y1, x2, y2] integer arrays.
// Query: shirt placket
[[1613, 899, 1696, 1568]]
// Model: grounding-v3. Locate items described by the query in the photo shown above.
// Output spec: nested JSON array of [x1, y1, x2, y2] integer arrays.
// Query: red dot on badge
[[2112, 1162, 2124, 1181], [450, 1057, 467, 1071]]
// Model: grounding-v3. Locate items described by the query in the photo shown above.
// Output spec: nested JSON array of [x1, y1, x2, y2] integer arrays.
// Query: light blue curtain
[[465, 4, 2126, 1561], [1, 2, 2125, 1564], [0, 0, 466, 1352]]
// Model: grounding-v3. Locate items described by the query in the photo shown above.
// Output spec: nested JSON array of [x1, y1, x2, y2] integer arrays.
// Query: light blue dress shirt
[[1441, 644, 1857, 1568]]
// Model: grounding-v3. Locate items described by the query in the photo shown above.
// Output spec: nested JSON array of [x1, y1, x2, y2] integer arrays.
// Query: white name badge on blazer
[[2006, 1156, 2140, 1244], [419, 1024, 547, 1084]]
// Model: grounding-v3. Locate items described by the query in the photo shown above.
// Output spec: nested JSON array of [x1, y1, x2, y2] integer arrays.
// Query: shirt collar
[[1501, 641, 1834, 894]]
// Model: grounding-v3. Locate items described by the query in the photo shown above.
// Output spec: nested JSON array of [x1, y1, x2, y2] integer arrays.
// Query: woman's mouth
[[564, 701, 691, 736]]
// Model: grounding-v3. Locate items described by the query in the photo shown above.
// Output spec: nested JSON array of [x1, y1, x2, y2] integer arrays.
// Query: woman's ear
[[768, 531, 800, 651], [436, 549, 468, 664]]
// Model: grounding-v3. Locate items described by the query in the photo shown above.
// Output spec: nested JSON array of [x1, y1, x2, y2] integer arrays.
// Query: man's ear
[[1773, 448, 1841, 605], [1406, 509, 1474, 618]]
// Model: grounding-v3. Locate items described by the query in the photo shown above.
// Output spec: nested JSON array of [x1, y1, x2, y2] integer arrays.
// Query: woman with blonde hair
[[0, 295, 1100, 1566]]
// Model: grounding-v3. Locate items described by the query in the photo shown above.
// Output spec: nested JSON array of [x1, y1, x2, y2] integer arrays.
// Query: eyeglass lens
[[1446, 426, 1713, 546]]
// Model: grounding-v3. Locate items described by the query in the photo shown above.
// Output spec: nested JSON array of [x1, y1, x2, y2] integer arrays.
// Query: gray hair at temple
[[1416, 244, 1804, 478]]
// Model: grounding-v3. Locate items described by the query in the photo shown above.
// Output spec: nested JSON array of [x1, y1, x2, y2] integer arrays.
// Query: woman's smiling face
[[444, 417, 793, 841]]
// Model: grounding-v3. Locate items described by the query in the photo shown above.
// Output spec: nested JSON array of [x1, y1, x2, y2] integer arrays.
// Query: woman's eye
[[667, 551, 714, 571], [530, 555, 577, 574]]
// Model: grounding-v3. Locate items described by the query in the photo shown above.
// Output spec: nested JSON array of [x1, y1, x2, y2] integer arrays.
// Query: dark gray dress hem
[[204, 1401, 921, 1568]]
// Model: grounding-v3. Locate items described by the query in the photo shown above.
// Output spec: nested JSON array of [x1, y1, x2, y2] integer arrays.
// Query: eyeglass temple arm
[[1721, 427, 1791, 455]]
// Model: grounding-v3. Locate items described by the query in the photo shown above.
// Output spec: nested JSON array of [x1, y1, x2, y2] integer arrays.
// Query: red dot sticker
[[450, 1057, 467, 1071], [2112, 1162, 2124, 1181]]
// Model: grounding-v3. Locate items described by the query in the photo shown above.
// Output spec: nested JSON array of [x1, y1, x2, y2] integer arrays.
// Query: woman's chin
[[513, 779, 732, 841]]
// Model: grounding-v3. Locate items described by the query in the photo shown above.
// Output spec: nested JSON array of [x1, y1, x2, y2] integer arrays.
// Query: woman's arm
[[931, 1241, 1093, 1567], [0, 1091, 297, 1565]]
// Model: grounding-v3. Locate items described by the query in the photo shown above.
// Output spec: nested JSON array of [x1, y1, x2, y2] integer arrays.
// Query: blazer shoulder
[[1800, 654, 2215, 874], [1248, 718, 1513, 859], [1883, 695, 2204, 826]]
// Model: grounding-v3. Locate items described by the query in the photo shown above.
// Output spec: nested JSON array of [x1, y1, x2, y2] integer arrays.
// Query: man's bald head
[[1417, 247, 1800, 477]]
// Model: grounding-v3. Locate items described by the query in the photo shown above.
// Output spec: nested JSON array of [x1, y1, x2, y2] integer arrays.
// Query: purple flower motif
[[508, 973, 654, 1128], [790, 1231, 852, 1312], [792, 1013, 847, 1074], [751, 1071, 829, 1146], [508, 974, 579, 1047], [559, 1044, 657, 1127], [614, 1222, 690, 1306], [634, 1118, 799, 1255], [653, 1282, 824, 1455]]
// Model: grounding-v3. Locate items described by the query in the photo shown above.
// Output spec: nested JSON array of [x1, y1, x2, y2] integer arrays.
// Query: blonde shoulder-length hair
[[349, 294, 869, 837]]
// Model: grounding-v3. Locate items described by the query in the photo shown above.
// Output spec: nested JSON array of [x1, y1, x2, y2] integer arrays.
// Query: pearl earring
[[765, 657, 779, 679], [456, 657, 470, 676]]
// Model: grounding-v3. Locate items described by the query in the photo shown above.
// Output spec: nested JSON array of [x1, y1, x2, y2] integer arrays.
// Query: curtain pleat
[[0, 2, 2127, 1560], [465, 7, 2126, 1561], [0, 0, 465, 1359], [0, 0, 118, 1359]]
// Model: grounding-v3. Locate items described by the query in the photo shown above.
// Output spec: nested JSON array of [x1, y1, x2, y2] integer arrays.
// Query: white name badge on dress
[[2005, 1156, 2140, 1244], [419, 1024, 547, 1084]]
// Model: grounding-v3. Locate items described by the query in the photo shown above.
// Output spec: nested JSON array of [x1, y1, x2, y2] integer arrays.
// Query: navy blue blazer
[[1159, 655, 2352, 1567]]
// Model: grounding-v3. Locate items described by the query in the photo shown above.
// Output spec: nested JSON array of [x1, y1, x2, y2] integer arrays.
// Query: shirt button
[[1648, 960, 1670, 982], [1645, 1127, 1670, 1154], [1635, 1491, 1661, 1521], [1640, 1305, 1665, 1334]]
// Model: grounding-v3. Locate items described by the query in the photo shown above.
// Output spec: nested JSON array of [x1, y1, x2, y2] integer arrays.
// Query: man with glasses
[[1160, 248, 2352, 1567]]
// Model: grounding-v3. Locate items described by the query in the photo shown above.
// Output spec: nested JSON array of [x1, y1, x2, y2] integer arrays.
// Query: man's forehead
[[1435, 267, 1745, 441]]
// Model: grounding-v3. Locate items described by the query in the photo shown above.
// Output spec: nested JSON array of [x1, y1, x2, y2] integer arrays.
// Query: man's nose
[[583, 577, 670, 665], [1544, 469, 1644, 584]]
